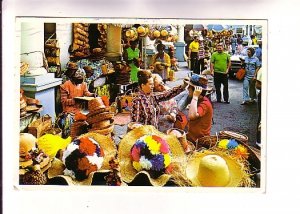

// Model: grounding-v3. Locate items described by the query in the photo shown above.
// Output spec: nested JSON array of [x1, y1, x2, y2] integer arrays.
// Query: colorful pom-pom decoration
[[217, 138, 249, 159], [130, 135, 172, 178], [62, 136, 104, 181]]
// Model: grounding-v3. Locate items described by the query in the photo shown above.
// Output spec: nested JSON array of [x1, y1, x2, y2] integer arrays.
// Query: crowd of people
[[55, 30, 262, 150]]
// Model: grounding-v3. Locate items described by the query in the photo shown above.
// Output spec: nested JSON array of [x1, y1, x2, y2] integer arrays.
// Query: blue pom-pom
[[227, 139, 239, 149]]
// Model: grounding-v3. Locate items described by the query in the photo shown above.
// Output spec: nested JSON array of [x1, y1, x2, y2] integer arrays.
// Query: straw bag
[[117, 89, 138, 114], [236, 68, 246, 80], [28, 114, 52, 138]]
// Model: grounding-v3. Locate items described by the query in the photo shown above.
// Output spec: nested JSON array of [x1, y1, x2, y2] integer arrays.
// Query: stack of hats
[[25, 97, 43, 113], [19, 133, 51, 185], [70, 112, 88, 140], [86, 97, 114, 137], [20, 89, 27, 117]]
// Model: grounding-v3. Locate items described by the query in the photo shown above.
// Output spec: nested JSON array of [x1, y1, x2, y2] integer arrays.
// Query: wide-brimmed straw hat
[[186, 149, 254, 187], [118, 125, 189, 186], [47, 132, 117, 185], [185, 74, 213, 91]]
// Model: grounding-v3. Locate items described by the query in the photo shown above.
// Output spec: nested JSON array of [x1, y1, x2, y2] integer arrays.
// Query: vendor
[[151, 43, 171, 83], [62, 61, 78, 83], [131, 70, 187, 129], [123, 39, 140, 83], [60, 68, 95, 114]]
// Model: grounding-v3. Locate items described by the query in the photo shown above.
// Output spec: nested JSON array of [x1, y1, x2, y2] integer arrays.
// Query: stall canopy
[[193, 24, 206, 31], [207, 24, 229, 32]]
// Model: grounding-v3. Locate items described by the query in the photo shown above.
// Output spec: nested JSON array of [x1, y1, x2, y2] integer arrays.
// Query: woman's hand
[[193, 86, 202, 98]]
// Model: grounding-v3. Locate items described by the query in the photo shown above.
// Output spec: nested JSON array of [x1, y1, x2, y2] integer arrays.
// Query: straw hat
[[89, 124, 114, 136], [91, 119, 114, 130], [47, 132, 117, 185], [86, 112, 114, 125], [118, 125, 188, 186], [186, 149, 254, 187]]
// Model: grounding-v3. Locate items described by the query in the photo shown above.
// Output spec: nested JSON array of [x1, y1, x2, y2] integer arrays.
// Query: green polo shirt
[[211, 52, 230, 73]]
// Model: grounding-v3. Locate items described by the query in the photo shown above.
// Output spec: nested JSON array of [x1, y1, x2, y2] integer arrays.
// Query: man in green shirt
[[210, 43, 231, 104]]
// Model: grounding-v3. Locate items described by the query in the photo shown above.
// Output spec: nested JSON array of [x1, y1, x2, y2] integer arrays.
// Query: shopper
[[255, 43, 262, 63], [151, 43, 171, 82], [188, 36, 200, 73], [131, 70, 187, 129], [152, 74, 177, 133], [123, 39, 140, 83], [251, 35, 258, 45], [185, 74, 213, 143], [231, 34, 237, 55], [197, 37, 205, 74], [210, 43, 231, 104], [241, 47, 261, 105], [237, 34, 243, 54]]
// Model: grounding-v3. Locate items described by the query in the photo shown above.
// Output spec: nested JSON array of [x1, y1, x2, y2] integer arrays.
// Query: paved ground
[[114, 62, 259, 147]]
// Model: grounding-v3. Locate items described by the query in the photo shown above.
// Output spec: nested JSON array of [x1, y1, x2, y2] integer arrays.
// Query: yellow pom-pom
[[37, 134, 71, 158], [217, 139, 229, 149], [133, 161, 142, 171], [164, 154, 171, 167]]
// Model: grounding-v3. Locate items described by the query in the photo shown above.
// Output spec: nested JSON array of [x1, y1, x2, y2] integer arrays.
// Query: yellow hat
[[186, 149, 254, 187], [118, 125, 189, 186]]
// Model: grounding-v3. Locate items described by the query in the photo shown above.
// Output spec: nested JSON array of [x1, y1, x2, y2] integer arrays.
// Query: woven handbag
[[236, 68, 246, 80]]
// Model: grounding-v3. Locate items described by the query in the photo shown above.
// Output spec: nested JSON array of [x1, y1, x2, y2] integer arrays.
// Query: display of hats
[[70, 121, 89, 140], [118, 125, 190, 186], [47, 132, 117, 185], [186, 149, 255, 187], [88, 97, 106, 113], [137, 25, 149, 37], [160, 29, 169, 37], [153, 30, 161, 38], [67, 61, 78, 70], [91, 119, 114, 130], [89, 124, 114, 136], [86, 112, 114, 125], [19, 133, 51, 185]]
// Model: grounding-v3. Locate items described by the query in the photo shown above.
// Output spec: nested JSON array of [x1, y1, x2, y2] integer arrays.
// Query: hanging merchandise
[[125, 27, 138, 41], [69, 23, 91, 59], [136, 25, 150, 37]]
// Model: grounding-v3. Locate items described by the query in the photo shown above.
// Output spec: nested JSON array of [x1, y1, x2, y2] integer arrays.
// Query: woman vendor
[[151, 43, 171, 83], [131, 70, 187, 129], [57, 68, 95, 138], [123, 39, 140, 83]]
